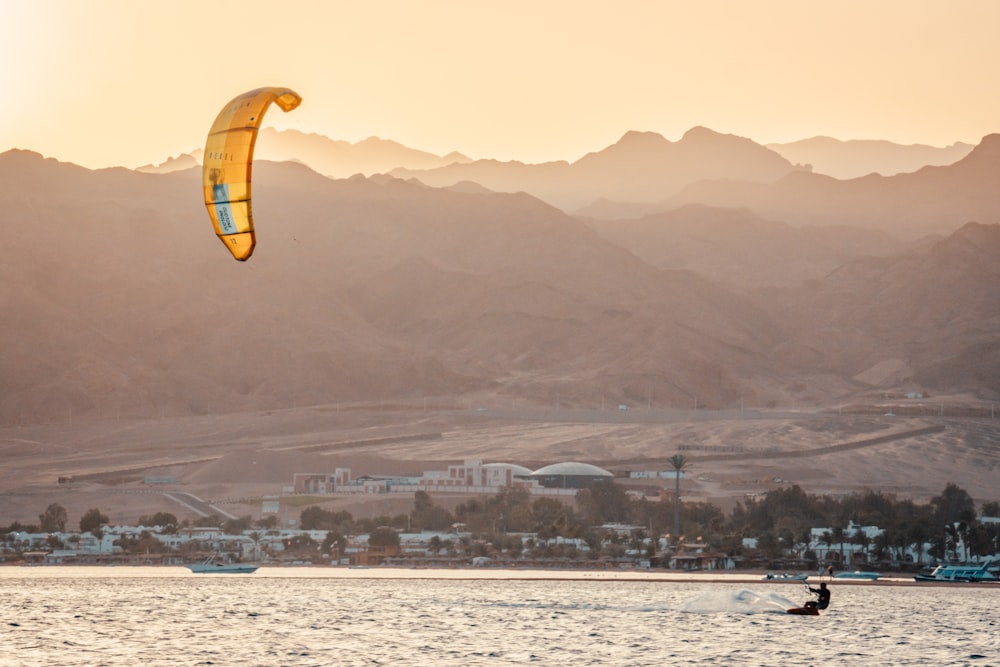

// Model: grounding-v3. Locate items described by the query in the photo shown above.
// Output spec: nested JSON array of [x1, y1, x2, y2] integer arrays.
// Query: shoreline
[[3, 564, 998, 587]]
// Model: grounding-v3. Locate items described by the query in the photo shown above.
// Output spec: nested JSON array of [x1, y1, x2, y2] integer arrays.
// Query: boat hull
[[913, 574, 996, 583], [186, 564, 259, 574]]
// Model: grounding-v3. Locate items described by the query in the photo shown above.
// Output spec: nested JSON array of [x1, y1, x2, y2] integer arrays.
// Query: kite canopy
[[203, 87, 302, 261]]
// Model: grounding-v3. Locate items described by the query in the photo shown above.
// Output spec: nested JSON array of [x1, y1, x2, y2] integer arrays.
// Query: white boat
[[913, 560, 997, 583], [763, 572, 808, 581], [186, 555, 258, 574]]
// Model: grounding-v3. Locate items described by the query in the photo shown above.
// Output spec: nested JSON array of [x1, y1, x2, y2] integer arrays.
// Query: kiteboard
[[786, 606, 820, 616]]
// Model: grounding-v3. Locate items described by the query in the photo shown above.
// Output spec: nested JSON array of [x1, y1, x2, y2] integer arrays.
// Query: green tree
[[757, 531, 783, 561], [369, 526, 400, 548], [300, 506, 354, 532], [973, 521, 1000, 558], [138, 512, 179, 531], [285, 534, 318, 553], [39, 503, 68, 532], [851, 528, 870, 563], [908, 522, 931, 563], [819, 530, 834, 563], [79, 508, 109, 534], [945, 523, 962, 560], [223, 515, 252, 534], [871, 530, 892, 562], [411, 491, 455, 531], [116, 531, 167, 554], [931, 483, 977, 526], [576, 479, 631, 526], [530, 497, 582, 540]]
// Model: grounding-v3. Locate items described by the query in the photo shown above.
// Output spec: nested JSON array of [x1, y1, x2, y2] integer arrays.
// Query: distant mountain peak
[[593, 131, 673, 157], [617, 129, 670, 144], [1, 148, 45, 161], [681, 125, 724, 140], [968, 133, 1000, 155], [137, 152, 199, 174]]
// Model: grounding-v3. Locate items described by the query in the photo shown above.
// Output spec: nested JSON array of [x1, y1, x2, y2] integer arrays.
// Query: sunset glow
[[2, 0, 998, 169]]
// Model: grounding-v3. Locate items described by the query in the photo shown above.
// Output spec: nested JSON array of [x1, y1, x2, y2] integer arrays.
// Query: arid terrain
[[3, 129, 998, 528], [2, 393, 997, 528]]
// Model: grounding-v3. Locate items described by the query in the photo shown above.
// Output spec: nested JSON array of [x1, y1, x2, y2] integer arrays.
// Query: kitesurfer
[[805, 582, 830, 610]]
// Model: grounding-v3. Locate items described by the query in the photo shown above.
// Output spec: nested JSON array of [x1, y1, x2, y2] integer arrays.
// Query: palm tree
[[908, 522, 930, 565], [945, 523, 961, 561], [831, 524, 847, 565], [819, 530, 834, 566], [669, 454, 688, 547], [871, 531, 892, 563], [249, 531, 261, 561], [851, 528, 871, 564]]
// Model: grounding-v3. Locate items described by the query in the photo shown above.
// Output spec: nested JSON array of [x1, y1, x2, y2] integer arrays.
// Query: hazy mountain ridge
[[135, 127, 989, 235], [765, 221, 1000, 392], [3, 149, 999, 427], [584, 204, 906, 290], [0, 152, 786, 423], [389, 127, 803, 210], [659, 134, 1000, 239], [137, 129, 471, 177], [767, 136, 975, 180]]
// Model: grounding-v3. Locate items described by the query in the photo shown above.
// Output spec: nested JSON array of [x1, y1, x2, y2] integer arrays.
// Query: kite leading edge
[[203, 87, 302, 261]]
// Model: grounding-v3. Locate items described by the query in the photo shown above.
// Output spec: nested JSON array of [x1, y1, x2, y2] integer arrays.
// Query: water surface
[[2, 568, 997, 666]]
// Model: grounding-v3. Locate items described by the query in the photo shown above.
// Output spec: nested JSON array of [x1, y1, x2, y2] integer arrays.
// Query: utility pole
[[669, 454, 688, 548]]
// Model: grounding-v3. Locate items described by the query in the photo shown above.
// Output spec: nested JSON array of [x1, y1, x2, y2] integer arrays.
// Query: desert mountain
[[585, 204, 906, 290], [767, 136, 974, 180], [391, 127, 803, 210], [662, 134, 1000, 239], [137, 128, 470, 177], [765, 222, 1000, 393], [137, 127, 990, 237], [1, 150, 792, 424], [2, 150, 997, 429]]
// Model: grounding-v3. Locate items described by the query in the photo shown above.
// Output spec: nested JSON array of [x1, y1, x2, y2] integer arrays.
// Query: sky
[[2, 0, 999, 169]]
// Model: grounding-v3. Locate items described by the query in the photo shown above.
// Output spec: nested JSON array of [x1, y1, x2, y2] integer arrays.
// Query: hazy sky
[[3, 0, 998, 169]]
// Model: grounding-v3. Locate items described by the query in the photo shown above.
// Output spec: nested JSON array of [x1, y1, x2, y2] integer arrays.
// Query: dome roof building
[[529, 461, 614, 489]]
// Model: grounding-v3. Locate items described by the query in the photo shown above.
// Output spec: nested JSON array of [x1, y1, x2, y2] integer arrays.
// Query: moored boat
[[764, 572, 809, 581], [913, 560, 996, 583], [833, 570, 880, 580], [186, 554, 258, 574]]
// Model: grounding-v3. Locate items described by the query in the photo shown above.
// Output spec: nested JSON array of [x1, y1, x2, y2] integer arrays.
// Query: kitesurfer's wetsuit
[[806, 584, 831, 610]]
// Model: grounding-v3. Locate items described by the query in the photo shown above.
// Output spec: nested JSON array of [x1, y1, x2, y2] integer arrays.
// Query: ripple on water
[[1, 573, 998, 666]]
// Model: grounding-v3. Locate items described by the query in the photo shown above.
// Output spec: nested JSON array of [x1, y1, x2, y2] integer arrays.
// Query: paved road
[[163, 491, 238, 520]]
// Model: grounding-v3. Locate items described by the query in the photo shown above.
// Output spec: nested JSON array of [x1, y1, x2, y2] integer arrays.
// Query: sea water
[[1, 568, 998, 666]]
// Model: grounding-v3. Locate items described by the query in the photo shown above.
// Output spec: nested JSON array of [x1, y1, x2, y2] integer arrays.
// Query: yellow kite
[[203, 87, 302, 261]]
